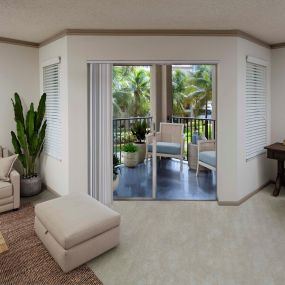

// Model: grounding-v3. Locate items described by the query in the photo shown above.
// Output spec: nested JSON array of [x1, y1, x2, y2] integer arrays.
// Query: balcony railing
[[113, 116, 152, 162], [171, 116, 216, 159], [113, 116, 216, 162]]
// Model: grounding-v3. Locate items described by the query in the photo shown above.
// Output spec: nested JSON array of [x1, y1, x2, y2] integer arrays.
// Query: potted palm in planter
[[11, 93, 47, 197], [113, 154, 120, 192], [122, 143, 139, 167], [131, 120, 149, 163]]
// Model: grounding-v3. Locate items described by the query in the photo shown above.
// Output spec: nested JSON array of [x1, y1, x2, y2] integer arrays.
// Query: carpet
[[0, 204, 103, 285]]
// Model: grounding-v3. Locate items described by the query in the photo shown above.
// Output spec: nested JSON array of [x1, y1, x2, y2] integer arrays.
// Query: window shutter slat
[[43, 63, 61, 160], [245, 61, 267, 160]]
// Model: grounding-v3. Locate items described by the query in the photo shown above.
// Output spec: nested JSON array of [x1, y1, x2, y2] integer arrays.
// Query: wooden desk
[[264, 143, 285, 196]]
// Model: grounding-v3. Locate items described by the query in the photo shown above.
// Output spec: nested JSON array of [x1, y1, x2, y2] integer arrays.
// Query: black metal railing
[[171, 116, 216, 159], [113, 116, 152, 162]]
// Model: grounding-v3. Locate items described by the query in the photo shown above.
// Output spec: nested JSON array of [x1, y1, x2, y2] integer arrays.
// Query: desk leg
[[273, 160, 284, 197]]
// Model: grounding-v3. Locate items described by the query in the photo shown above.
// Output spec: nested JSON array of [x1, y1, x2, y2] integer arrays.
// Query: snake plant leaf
[[16, 120, 28, 152], [36, 93, 46, 131], [11, 131, 22, 155], [11, 93, 25, 128], [18, 154, 27, 170], [26, 103, 35, 143], [29, 134, 38, 157]]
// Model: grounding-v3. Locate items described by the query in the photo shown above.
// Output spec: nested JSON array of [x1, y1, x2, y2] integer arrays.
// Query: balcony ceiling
[[0, 0, 284, 44]]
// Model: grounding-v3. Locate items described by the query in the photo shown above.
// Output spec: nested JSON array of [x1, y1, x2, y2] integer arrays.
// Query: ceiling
[[1, 0, 285, 44]]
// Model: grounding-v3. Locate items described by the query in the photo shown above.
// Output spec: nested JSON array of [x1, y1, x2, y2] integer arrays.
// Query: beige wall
[[271, 48, 285, 143], [39, 37, 69, 196], [0, 43, 39, 151], [271, 47, 285, 179], [236, 38, 272, 199], [66, 35, 239, 201]]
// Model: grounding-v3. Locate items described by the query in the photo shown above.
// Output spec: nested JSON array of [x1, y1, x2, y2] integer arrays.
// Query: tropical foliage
[[131, 120, 149, 143], [172, 65, 213, 117], [11, 93, 47, 177], [112, 65, 213, 119], [113, 66, 150, 118]]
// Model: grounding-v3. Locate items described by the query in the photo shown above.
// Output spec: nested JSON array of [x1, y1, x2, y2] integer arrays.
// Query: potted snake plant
[[11, 93, 47, 197], [131, 120, 149, 163], [122, 143, 139, 167], [113, 154, 120, 192]]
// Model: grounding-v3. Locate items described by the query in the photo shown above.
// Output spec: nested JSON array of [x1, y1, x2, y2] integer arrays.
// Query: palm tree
[[172, 69, 189, 116], [187, 65, 213, 118], [112, 66, 150, 118]]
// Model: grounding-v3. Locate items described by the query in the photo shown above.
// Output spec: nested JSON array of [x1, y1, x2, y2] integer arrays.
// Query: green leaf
[[36, 93, 46, 131], [18, 154, 27, 170], [26, 103, 35, 143], [12, 93, 25, 129], [37, 120, 47, 155], [11, 131, 22, 154], [16, 120, 28, 151]]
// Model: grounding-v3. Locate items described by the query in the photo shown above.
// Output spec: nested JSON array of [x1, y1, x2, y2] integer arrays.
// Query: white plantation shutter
[[43, 60, 61, 160], [245, 58, 267, 160]]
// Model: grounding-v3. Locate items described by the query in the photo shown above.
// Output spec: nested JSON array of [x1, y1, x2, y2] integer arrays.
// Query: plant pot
[[20, 175, 42, 197], [134, 143, 146, 164], [122, 151, 139, 167], [113, 175, 120, 192]]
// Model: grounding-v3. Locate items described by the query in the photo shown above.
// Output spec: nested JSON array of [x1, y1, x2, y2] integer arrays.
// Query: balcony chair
[[196, 140, 216, 175], [145, 123, 184, 172], [0, 146, 20, 213]]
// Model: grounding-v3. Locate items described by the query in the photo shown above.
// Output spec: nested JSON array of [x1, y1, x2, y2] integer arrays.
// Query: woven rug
[[0, 232, 8, 253], [0, 204, 103, 285]]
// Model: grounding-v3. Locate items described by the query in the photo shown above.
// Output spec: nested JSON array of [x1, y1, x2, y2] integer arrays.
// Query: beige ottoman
[[34, 193, 120, 272]]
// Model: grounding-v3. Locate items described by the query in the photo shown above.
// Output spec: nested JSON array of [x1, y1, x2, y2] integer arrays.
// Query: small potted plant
[[113, 154, 120, 192], [122, 143, 139, 167], [11, 93, 47, 197], [131, 120, 149, 163]]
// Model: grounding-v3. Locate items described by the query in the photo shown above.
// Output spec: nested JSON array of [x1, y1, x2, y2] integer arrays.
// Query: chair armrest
[[146, 132, 161, 144], [198, 140, 216, 152], [10, 169, 20, 209]]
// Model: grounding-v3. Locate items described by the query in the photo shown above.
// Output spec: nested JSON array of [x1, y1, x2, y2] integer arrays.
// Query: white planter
[[134, 143, 146, 164], [122, 151, 139, 167], [113, 175, 120, 192]]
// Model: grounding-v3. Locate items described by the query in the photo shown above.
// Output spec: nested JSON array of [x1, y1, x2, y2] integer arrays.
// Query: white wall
[[271, 47, 285, 180], [272, 48, 285, 143], [236, 38, 272, 199], [39, 37, 69, 196], [66, 35, 239, 201], [0, 43, 39, 151]]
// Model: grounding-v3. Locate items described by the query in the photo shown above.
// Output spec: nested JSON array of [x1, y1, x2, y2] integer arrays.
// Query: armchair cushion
[[0, 181, 13, 198], [147, 142, 181, 155], [199, 151, 216, 167], [0, 154, 18, 182]]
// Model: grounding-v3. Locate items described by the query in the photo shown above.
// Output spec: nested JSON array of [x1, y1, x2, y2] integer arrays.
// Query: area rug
[[0, 203, 103, 285], [0, 232, 8, 253]]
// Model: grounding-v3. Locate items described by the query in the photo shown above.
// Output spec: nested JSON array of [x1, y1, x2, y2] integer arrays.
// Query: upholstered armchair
[[196, 140, 216, 176], [145, 123, 184, 171], [0, 146, 20, 213]]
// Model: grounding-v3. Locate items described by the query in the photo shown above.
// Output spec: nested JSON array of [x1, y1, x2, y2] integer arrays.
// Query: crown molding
[[39, 28, 270, 48], [0, 36, 38, 48], [2, 29, 283, 49], [271, 42, 285, 49]]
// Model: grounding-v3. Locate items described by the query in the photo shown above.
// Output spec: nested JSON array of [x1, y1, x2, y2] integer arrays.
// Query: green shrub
[[131, 120, 149, 143], [122, 143, 138, 153]]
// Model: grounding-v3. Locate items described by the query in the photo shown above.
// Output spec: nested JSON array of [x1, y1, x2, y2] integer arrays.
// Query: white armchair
[[145, 123, 184, 171], [196, 140, 216, 176], [0, 146, 20, 213]]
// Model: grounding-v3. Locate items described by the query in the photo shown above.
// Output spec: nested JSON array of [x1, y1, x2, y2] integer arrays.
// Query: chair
[[0, 146, 20, 213], [196, 140, 216, 176], [145, 123, 184, 171]]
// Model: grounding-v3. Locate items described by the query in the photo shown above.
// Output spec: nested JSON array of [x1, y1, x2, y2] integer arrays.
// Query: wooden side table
[[188, 143, 206, 171], [265, 143, 285, 196]]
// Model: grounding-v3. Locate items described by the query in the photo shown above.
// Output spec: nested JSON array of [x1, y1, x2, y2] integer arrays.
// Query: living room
[[1, 1, 285, 284]]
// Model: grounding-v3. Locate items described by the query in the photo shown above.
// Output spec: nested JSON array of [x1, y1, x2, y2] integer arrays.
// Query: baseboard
[[217, 180, 274, 206], [42, 183, 61, 197]]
